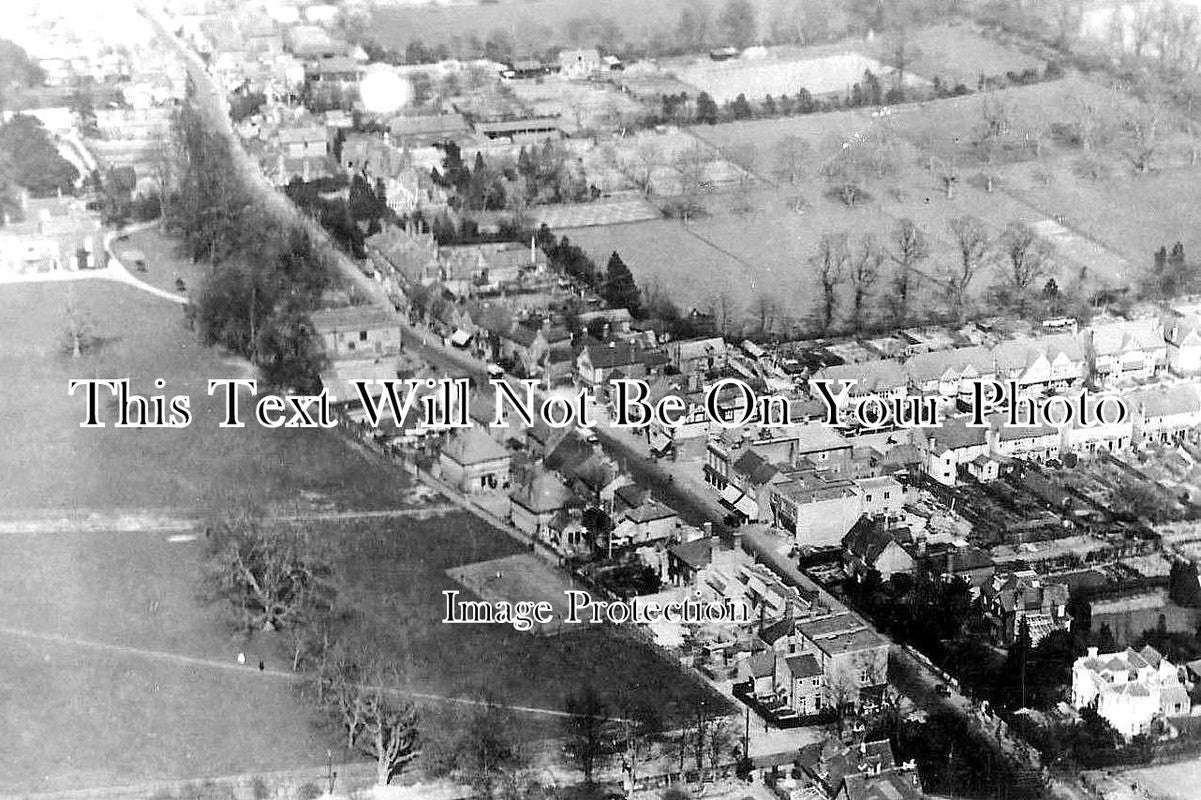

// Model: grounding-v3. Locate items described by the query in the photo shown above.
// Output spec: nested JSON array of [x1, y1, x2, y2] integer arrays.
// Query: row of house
[[920, 383, 1201, 487]]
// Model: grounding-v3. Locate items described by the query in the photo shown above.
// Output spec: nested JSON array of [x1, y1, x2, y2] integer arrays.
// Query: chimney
[[703, 521, 712, 537], [1087, 646, 1099, 658]]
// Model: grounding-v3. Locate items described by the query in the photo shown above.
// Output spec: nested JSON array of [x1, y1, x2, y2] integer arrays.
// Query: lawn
[[0, 277, 409, 515], [0, 237, 726, 791]]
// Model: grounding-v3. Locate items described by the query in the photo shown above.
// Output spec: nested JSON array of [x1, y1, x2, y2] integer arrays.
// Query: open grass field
[[0, 233, 725, 791], [559, 71, 1201, 329], [1125, 758, 1201, 800], [999, 160, 1201, 267], [568, 102, 1126, 328], [0, 275, 410, 515], [865, 24, 1045, 87]]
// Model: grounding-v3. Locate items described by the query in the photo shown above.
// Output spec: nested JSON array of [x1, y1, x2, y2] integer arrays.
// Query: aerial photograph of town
[[12, 0, 1201, 798]]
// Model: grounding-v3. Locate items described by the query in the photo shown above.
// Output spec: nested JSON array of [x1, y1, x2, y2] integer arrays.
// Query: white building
[[1071, 645, 1189, 739]]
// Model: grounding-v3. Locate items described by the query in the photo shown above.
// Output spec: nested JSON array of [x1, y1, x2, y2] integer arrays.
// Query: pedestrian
[[258, 659, 265, 671], [237, 652, 246, 665]]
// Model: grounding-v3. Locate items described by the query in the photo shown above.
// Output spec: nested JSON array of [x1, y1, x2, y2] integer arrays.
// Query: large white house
[[1071, 645, 1189, 739]]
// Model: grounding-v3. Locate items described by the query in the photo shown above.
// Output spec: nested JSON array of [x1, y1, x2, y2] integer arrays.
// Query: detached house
[[439, 427, 512, 493], [311, 305, 402, 360], [509, 468, 576, 539], [1072, 645, 1189, 739]]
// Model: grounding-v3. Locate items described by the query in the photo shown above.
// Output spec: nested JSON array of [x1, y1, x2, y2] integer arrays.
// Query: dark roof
[[583, 342, 642, 369], [670, 537, 713, 571], [759, 617, 795, 645], [842, 517, 895, 564], [784, 653, 822, 680], [733, 450, 780, 486]]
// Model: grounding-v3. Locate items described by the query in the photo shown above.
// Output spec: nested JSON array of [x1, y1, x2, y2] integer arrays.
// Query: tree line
[[165, 101, 333, 392]]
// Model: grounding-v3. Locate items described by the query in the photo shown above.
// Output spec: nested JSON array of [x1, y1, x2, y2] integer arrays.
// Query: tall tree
[[563, 685, 612, 783], [603, 251, 641, 314], [850, 234, 885, 330], [889, 218, 929, 322], [811, 232, 850, 330], [998, 221, 1054, 310], [695, 92, 720, 125], [946, 216, 991, 321]]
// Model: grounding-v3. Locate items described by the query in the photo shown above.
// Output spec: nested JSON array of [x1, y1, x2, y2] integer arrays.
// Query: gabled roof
[[442, 426, 510, 466], [733, 449, 780, 485], [1128, 383, 1201, 419], [670, 537, 713, 570], [739, 651, 776, 680], [624, 499, 677, 524], [569, 453, 621, 493], [509, 469, 575, 514], [842, 518, 896, 564]]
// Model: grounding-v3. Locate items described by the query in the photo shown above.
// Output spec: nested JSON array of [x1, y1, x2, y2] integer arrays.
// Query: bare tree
[[849, 234, 885, 330], [751, 292, 778, 335], [811, 232, 850, 331], [890, 218, 929, 323], [671, 143, 712, 222], [624, 139, 663, 195], [706, 718, 734, 782], [1122, 101, 1164, 174], [947, 216, 992, 321], [203, 511, 334, 632], [998, 221, 1054, 309], [821, 139, 866, 207], [974, 97, 1012, 193], [860, 124, 899, 182], [325, 650, 421, 786], [773, 134, 810, 184], [708, 291, 735, 336]]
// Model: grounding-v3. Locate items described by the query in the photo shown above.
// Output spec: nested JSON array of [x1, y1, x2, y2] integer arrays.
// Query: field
[[1124, 758, 1201, 800], [558, 68, 1201, 330], [0, 236, 725, 791], [368, 0, 816, 56], [671, 51, 927, 104], [865, 24, 1045, 87]]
